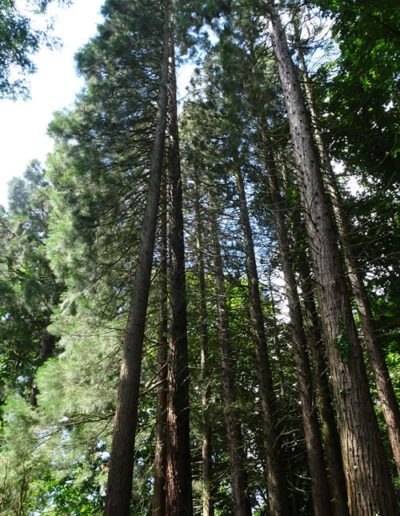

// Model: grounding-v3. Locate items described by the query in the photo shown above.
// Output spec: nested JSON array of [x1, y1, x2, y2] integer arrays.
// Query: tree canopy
[[0, 0, 399, 514]]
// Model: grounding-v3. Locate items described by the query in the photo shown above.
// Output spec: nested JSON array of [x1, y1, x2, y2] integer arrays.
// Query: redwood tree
[[164, 35, 193, 516], [104, 3, 170, 512], [267, 5, 397, 514]]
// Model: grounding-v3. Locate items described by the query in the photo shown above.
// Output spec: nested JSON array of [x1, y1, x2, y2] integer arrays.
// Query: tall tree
[[267, 5, 397, 514], [152, 177, 169, 516], [262, 148, 334, 516], [295, 29, 400, 477], [233, 166, 289, 515], [291, 213, 348, 514], [1, 1, 399, 513], [209, 200, 252, 516], [193, 178, 214, 516], [164, 34, 193, 515], [0, 161, 62, 406], [104, 2, 170, 512]]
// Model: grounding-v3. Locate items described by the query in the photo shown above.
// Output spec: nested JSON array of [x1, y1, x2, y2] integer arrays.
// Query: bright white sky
[[0, 0, 105, 208], [0, 1, 196, 209]]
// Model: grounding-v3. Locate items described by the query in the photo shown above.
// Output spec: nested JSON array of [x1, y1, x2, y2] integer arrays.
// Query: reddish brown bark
[[234, 168, 289, 515], [152, 178, 168, 516], [292, 214, 349, 516], [297, 40, 400, 478], [104, 8, 169, 514], [264, 156, 332, 516], [164, 38, 193, 516], [209, 203, 252, 516], [268, 6, 397, 514], [194, 179, 214, 516], [298, 254, 348, 515]]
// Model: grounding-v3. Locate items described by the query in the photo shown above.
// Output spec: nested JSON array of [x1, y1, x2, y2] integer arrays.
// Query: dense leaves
[[0, 0, 399, 513]]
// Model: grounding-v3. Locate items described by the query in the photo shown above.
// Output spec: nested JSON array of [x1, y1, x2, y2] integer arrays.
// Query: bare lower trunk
[[234, 168, 288, 515], [342, 260, 400, 477], [264, 155, 332, 516], [209, 204, 252, 516], [104, 11, 169, 515], [268, 7, 396, 514], [194, 180, 214, 516], [294, 221, 348, 516], [165, 39, 193, 516], [152, 179, 168, 516], [297, 43, 400, 477]]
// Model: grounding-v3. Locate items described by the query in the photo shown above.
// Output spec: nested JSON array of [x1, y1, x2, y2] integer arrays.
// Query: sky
[[0, 1, 196, 209], [0, 0, 105, 208]]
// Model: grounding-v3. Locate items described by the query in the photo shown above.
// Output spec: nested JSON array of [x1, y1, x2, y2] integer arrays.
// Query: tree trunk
[[264, 155, 332, 516], [164, 37, 193, 516], [194, 179, 214, 516], [152, 177, 168, 516], [292, 208, 348, 516], [104, 8, 169, 514], [297, 40, 400, 478], [285, 152, 348, 513], [209, 202, 252, 516], [234, 167, 288, 515], [268, 7, 397, 514]]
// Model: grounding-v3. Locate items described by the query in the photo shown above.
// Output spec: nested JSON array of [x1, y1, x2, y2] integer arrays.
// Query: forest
[[0, 0, 399, 514]]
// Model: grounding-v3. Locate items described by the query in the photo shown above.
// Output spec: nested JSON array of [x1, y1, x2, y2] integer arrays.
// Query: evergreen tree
[[0, 1, 399, 514]]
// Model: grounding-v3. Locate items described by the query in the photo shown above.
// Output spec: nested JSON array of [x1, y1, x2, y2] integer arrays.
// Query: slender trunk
[[293, 214, 348, 516], [17, 472, 27, 516], [194, 180, 214, 516], [152, 178, 168, 516], [104, 10, 169, 514], [268, 7, 397, 514], [209, 203, 252, 516], [264, 155, 332, 516], [234, 168, 288, 515], [297, 41, 400, 478], [165, 38, 193, 516]]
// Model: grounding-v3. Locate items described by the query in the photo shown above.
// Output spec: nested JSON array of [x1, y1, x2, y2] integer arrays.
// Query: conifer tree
[[193, 177, 214, 516], [267, 5, 397, 513], [0, 161, 62, 406], [294, 23, 400, 477], [164, 31, 193, 515], [104, 1, 170, 512], [152, 177, 169, 516], [209, 200, 252, 516], [0, 1, 399, 514]]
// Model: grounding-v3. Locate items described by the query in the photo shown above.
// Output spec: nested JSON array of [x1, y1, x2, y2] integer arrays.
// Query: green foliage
[[0, 162, 62, 402], [1, 0, 399, 513], [0, 396, 43, 513], [313, 0, 400, 181], [333, 316, 352, 365], [31, 473, 103, 514], [45, 0, 167, 303], [0, 0, 169, 510], [0, 394, 106, 513], [0, 0, 70, 98]]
